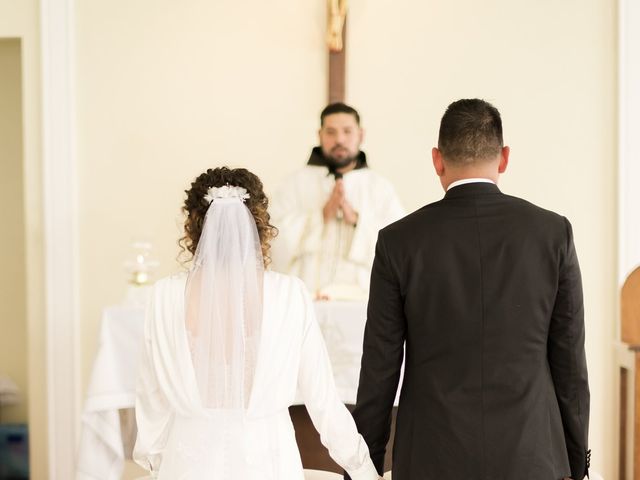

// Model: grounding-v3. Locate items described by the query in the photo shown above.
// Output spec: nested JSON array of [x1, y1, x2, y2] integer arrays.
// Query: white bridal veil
[[184, 185, 263, 409]]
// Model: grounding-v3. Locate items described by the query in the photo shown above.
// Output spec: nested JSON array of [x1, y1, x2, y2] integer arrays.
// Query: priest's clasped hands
[[323, 179, 358, 225]]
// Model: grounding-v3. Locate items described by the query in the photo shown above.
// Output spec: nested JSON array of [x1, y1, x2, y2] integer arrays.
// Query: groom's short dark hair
[[438, 99, 503, 165]]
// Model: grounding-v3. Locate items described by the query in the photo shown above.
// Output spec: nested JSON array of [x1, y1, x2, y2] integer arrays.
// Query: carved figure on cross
[[327, 0, 348, 52]]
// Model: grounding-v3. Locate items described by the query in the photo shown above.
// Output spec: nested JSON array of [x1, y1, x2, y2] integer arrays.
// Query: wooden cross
[[327, 0, 348, 103]]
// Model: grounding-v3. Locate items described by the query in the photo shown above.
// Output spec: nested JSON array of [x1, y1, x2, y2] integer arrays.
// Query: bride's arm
[[133, 286, 174, 477], [296, 282, 380, 480]]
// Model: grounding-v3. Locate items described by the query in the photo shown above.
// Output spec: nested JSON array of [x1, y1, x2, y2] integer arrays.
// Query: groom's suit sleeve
[[547, 218, 590, 479], [348, 231, 406, 477]]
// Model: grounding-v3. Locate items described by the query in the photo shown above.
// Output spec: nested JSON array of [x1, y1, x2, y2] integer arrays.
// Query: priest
[[270, 103, 404, 300]]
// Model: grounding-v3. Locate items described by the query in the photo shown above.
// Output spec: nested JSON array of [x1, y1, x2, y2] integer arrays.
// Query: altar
[[75, 298, 396, 480]]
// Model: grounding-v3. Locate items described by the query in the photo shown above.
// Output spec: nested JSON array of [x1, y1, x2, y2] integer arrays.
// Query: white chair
[[383, 472, 392, 479], [303, 469, 343, 479]]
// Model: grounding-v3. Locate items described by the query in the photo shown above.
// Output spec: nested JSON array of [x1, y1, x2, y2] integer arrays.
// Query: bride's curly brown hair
[[179, 167, 278, 266]]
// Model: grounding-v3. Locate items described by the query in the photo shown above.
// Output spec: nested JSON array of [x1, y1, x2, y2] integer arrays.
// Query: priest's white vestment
[[270, 166, 404, 298]]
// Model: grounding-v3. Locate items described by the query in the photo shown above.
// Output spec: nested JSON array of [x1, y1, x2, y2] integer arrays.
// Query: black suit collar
[[443, 181, 501, 200]]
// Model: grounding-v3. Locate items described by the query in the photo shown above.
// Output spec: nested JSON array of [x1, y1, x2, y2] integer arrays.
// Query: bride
[[133, 167, 380, 480]]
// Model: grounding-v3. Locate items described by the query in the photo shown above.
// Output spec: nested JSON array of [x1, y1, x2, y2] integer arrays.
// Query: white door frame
[[40, 0, 80, 477], [619, 1, 640, 476], [619, 0, 640, 285]]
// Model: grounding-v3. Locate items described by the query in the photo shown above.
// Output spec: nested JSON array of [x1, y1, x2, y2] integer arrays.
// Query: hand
[[323, 180, 345, 223], [315, 291, 330, 301], [340, 197, 358, 226]]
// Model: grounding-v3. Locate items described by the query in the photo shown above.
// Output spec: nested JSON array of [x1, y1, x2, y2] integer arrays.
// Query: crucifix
[[327, 0, 348, 103]]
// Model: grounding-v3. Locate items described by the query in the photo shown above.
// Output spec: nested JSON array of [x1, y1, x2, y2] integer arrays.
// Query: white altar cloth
[[76, 306, 145, 480], [76, 300, 377, 480], [310, 301, 367, 404]]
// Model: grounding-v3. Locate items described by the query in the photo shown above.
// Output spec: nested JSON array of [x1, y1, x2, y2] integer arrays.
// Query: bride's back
[[146, 270, 311, 416], [137, 270, 313, 479]]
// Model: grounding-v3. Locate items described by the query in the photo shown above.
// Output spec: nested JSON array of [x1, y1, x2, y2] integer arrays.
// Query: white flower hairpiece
[[204, 185, 250, 204]]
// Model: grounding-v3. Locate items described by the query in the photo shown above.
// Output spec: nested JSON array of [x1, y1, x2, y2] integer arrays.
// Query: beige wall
[[0, 0, 46, 478], [76, 1, 617, 478], [75, 0, 328, 391], [0, 39, 27, 424]]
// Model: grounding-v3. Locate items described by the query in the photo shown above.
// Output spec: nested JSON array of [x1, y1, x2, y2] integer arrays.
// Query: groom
[[348, 99, 590, 480]]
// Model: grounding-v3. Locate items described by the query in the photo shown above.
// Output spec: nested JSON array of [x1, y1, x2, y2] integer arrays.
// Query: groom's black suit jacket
[[349, 182, 590, 480]]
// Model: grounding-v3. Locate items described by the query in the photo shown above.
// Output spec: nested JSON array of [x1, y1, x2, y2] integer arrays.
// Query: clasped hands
[[323, 179, 358, 225]]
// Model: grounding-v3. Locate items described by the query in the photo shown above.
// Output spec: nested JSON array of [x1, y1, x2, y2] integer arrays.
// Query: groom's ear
[[498, 146, 510, 174], [432, 148, 445, 177]]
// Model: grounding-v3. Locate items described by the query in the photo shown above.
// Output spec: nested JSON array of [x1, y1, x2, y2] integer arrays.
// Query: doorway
[[0, 38, 29, 479]]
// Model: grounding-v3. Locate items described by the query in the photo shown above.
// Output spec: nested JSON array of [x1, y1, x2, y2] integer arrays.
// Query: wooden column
[[635, 353, 640, 480], [620, 268, 640, 480], [621, 366, 628, 480]]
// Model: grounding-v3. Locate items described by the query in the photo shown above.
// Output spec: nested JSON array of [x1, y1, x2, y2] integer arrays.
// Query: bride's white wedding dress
[[133, 270, 378, 480]]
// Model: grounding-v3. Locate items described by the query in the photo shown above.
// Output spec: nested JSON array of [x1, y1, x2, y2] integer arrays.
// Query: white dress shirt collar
[[446, 178, 496, 191]]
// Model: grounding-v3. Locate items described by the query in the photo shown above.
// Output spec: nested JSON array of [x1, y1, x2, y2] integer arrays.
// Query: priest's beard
[[323, 149, 358, 171]]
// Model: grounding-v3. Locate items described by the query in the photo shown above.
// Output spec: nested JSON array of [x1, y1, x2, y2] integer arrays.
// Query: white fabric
[[185, 195, 262, 409], [76, 306, 145, 480], [314, 301, 367, 404], [270, 166, 404, 298], [303, 470, 344, 479], [75, 300, 372, 480], [313, 301, 402, 406], [446, 177, 496, 191], [134, 271, 379, 480]]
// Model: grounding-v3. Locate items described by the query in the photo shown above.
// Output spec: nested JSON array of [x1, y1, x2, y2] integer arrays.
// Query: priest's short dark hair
[[320, 102, 361, 126]]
